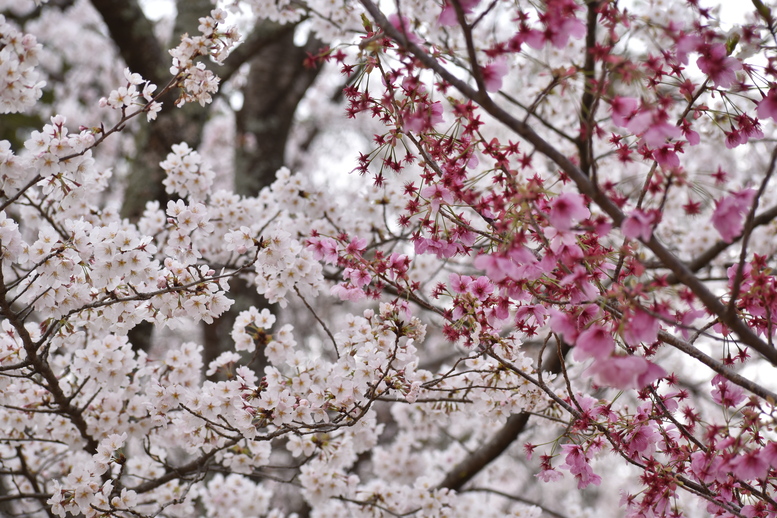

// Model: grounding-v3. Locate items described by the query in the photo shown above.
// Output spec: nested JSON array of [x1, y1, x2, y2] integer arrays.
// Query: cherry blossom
[[0, 15, 44, 113], [711, 188, 757, 243]]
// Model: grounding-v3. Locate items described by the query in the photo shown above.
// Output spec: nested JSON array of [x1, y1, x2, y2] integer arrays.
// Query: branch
[[437, 412, 529, 490], [726, 145, 777, 315], [664, 202, 777, 283], [451, 0, 487, 95], [0, 269, 99, 455], [128, 439, 238, 493], [658, 330, 777, 403], [219, 21, 298, 84], [437, 342, 568, 491], [294, 285, 339, 358], [498, 90, 578, 144], [464, 487, 569, 518], [577, 0, 601, 177]]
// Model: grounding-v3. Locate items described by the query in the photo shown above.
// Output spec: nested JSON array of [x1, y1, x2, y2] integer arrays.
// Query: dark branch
[[220, 20, 298, 84], [437, 343, 568, 491], [658, 330, 777, 403], [129, 440, 237, 493], [667, 201, 777, 283], [577, 0, 600, 177], [438, 412, 530, 491]]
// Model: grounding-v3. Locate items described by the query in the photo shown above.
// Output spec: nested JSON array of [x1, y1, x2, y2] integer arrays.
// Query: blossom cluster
[[0, 15, 44, 113], [99, 68, 161, 121], [169, 9, 239, 107], [160, 142, 215, 201]]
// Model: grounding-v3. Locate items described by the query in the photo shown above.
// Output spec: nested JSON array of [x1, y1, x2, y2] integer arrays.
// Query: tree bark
[[234, 27, 322, 196]]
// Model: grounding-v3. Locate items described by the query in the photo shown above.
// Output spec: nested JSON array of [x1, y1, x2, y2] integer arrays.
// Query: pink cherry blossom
[[711, 376, 746, 408], [730, 450, 770, 481], [652, 145, 680, 168], [756, 88, 777, 121], [560, 444, 602, 489], [610, 97, 639, 128], [573, 325, 615, 361], [481, 58, 508, 93], [343, 267, 371, 287], [725, 129, 745, 149], [690, 451, 727, 484], [548, 193, 590, 231], [711, 188, 757, 243], [405, 101, 445, 133], [675, 32, 703, 64], [474, 253, 520, 282], [449, 273, 473, 293], [536, 468, 564, 483], [587, 355, 665, 390], [635, 113, 682, 148], [438, 0, 481, 26], [345, 236, 367, 256], [388, 14, 422, 45], [547, 308, 579, 343], [697, 43, 742, 89], [421, 183, 454, 212], [514, 303, 548, 326], [468, 275, 495, 300], [622, 308, 659, 346], [621, 209, 655, 242], [541, 0, 586, 49], [308, 237, 339, 263]]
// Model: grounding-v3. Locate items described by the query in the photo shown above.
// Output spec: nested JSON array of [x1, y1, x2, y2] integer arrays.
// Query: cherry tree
[[1, 0, 777, 517]]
